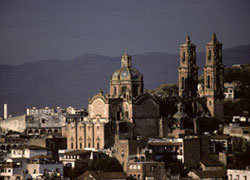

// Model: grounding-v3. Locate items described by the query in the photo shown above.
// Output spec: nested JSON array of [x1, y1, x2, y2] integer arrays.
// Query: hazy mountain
[[0, 45, 250, 116]]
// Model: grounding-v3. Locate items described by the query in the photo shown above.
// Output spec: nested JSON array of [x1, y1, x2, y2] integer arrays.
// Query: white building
[[224, 82, 237, 100], [27, 155, 63, 179], [10, 145, 47, 159], [228, 169, 250, 180], [0, 115, 26, 133]]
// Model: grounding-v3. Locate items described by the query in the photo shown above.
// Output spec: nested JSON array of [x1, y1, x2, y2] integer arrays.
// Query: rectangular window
[[182, 52, 185, 62], [181, 77, 185, 89], [207, 75, 210, 88], [88, 143, 91, 148], [71, 143, 73, 149], [208, 50, 211, 61], [80, 143, 82, 149], [97, 143, 100, 149]]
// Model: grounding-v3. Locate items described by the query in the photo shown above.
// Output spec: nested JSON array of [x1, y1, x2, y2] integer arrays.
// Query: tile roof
[[11, 145, 47, 150], [64, 150, 91, 155], [191, 170, 226, 178], [77, 171, 126, 180], [210, 135, 231, 140], [200, 159, 224, 167]]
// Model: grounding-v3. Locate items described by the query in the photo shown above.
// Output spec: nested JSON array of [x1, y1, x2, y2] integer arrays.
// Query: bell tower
[[178, 36, 198, 97], [204, 34, 224, 120]]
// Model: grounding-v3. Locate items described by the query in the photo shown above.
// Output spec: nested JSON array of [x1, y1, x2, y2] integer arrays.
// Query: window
[[125, 111, 129, 118], [207, 75, 210, 88], [117, 112, 120, 120], [150, 166, 154, 172], [42, 118, 46, 123], [80, 143, 82, 149], [97, 143, 100, 149], [71, 143, 73, 149], [244, 176, 247, 180], [182, 52, 185, 62], [114, 87, 117, 96], [88, 143, 91, 148], [208, 50, 211, 61], [122, 86, 127, 93], [181, 77, 185, 89]]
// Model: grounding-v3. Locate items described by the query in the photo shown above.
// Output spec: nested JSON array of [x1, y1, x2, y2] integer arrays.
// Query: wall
[[0, 115, 26, 132]]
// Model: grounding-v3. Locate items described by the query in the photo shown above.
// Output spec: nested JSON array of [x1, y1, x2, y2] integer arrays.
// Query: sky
[[0, 0, 250, 65]]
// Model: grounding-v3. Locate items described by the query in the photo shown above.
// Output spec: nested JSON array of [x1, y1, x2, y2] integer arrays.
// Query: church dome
[[111, 51, 142, 81], [112, 67, 142, 81]]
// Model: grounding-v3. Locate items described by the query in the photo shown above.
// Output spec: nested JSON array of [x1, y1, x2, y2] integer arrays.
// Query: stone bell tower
[[204, 34, 225, 121], [178, 36, 198, 97]]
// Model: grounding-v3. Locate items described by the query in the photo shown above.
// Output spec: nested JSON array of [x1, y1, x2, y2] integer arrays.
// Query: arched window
[[207, 75, 210, 88], [208, 50, 211, 61], [122, 86, 127, 93], [182, 52, 185, 62], [181, 77, 185, 89], [114, 87, 117, 96]]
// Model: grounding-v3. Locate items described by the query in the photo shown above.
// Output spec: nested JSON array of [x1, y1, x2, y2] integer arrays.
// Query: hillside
[[0, 45, 250, 115]]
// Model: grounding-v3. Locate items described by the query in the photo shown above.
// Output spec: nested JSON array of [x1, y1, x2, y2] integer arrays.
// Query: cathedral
[[62, 33, 225, 150]]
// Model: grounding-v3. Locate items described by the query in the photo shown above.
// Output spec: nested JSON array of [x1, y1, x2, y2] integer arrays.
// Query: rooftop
[[77, 171, 126, 180], [200, 159, 224, 167], [64, 150, 91, 155], [11, 145, 47, 150], [190, 170, 226, 178]]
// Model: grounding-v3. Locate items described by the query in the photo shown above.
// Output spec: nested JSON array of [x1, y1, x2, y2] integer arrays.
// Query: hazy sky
[[0, 0, 250, 65]]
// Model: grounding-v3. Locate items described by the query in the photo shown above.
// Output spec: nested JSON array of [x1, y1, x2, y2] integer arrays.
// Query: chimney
[[26, 108, 30, 116], [4, 104, 8, 119]]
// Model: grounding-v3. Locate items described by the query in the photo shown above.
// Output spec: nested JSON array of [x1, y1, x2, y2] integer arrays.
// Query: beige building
[[203, 34, 225, 121], [113, 139, 147, 171], [227, 169, 250, 180], [62, 51, 161, 150], [126, 161, 166, 180], [179, 34, 225, 121], [178, 36, 198, 97]]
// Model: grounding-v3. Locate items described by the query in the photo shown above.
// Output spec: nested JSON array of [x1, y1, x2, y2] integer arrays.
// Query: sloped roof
[[191, 170, 226, 178], [200, 159, 224, 167], [12, 145, 47, 150], [77, 171, 126, 180], [64, 150, 91, 155]]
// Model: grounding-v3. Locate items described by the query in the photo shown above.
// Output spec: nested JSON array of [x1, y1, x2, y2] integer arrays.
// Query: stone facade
[[113, 139, 147, 171], [126, 161, 166, 180], [203, 34, 225, 121], [178, 36, 198, 97], [62, 51, 161, 151], [62, 120, 115, 150]]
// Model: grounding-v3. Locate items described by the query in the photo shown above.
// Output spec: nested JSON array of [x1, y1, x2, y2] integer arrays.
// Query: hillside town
[[0, 34, 250, 180]]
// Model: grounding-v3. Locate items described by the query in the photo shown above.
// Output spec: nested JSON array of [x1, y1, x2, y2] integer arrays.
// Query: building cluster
[[0, 34, 249, 179]]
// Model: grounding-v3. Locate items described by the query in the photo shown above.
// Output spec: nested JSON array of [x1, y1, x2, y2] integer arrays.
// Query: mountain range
[[1, 44, 250, 116]]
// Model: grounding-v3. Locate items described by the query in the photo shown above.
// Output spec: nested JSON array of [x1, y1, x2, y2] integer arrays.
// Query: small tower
[[178, 36, 198, 97], [110, 51, 143, 98], [204, 34, 225, 120]]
